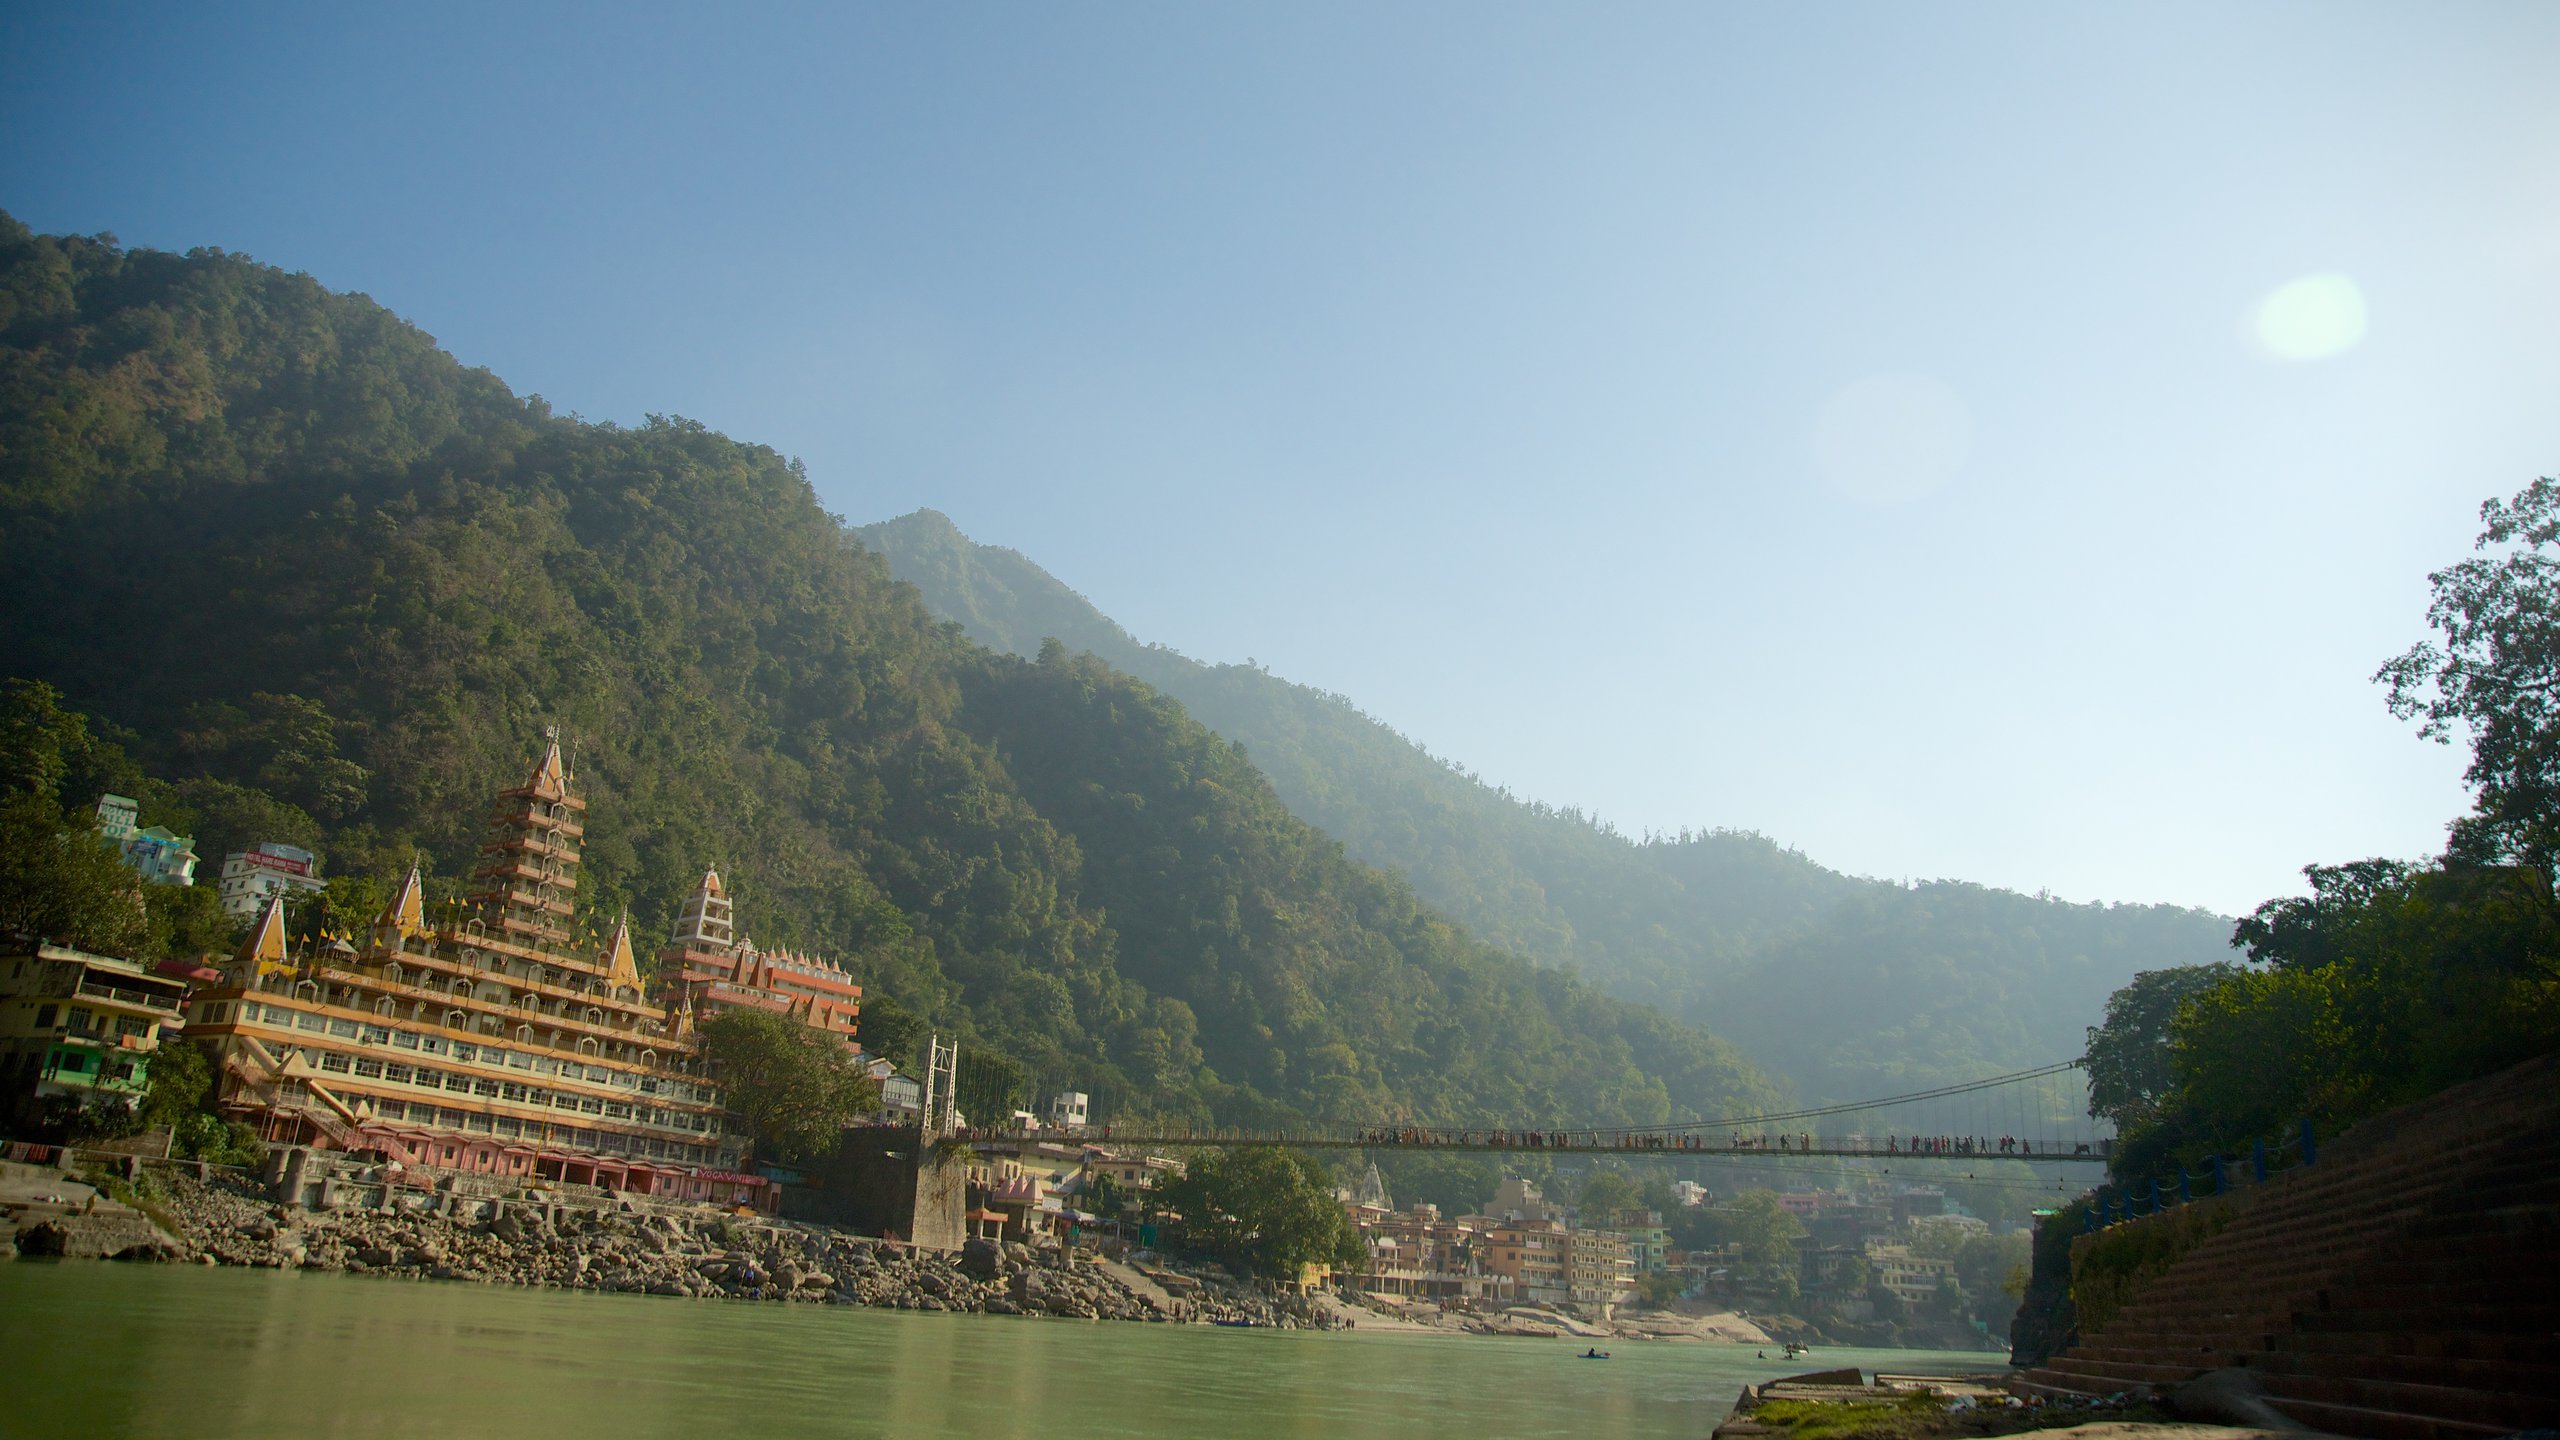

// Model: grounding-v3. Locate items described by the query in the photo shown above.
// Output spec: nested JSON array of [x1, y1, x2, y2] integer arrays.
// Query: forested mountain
[[0, 213, 1780, 1132], [858, 509, 2235, 1109]]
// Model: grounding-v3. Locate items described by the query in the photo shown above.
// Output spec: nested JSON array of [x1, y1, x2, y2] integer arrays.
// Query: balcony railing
[[76, 981, 182, 1013]]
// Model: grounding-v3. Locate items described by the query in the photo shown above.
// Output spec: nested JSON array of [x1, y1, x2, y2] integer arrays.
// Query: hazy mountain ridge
[[856, 508, 2236, 1106], [0, 212, 1780, 1132]]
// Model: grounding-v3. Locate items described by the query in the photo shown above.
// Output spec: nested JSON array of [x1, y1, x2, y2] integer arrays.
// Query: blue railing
[[2081, 1118, 2317, 1233]]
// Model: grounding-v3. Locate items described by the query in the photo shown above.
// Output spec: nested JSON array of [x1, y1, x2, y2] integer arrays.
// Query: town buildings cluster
[[1329, 1171, 2006, 1323]]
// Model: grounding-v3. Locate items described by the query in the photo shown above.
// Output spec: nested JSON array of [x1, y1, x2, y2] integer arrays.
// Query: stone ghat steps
[[2248, 1346, 2560, 1404], [2249, 1364, 2558, 1432], [2012, 1051, 2560, 1438], [2269, 1325, 2560, 1366], [2253, 1395, 2517, 1440]]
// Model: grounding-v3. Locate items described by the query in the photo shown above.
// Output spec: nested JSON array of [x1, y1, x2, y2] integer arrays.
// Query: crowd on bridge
[[1339, 1126, 2113, 1157], [948, 1119, 2115, 1159]]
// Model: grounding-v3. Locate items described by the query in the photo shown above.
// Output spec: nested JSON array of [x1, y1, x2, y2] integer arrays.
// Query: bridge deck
[[978, 1132, 2110, 1160]]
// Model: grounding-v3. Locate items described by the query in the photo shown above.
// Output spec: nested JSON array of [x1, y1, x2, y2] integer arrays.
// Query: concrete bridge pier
[[776, 1125, 965, 1251]]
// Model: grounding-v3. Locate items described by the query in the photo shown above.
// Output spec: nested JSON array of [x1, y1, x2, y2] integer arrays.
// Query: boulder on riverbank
[[132, 1170, 1339, 1331], [17, 1214, 183, 1261]]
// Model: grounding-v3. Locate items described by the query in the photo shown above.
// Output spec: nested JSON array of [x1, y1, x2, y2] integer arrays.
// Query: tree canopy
[[2381, 476, 2560, 868], [1150, 1146, 1364, 1281], [698, 1008, 880, 1162]]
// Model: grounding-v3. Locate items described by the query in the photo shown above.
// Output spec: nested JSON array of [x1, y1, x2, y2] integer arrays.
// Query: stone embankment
[[140, 1172, 1341, 1329]]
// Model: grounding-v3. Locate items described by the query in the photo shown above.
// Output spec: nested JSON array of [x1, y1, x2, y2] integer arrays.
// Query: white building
[[879, 1072, 924, 1120], [215, 841, 324, 920], [1048, 1089, 1090, 1131]]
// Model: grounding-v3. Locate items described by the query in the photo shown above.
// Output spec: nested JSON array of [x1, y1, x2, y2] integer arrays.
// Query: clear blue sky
[[7, 4, 2556, 916]]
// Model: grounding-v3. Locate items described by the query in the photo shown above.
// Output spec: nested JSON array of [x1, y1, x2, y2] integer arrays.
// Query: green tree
[[1573, 1165, 1642, 1220], [0, 678, 141, 803], [1633, 1272, 1685, 1308], [290, 872, 388, 948], [177, 693, 370, 822], [1687, 1188, 1805, 1276], [0, 791, 150, 955], [139, 1038, 213, 1130], [146, 880, 237, 959], [2380, 475, 2560, 868], [2083, 962, 2239, 1130], [699, 1008, 880, 1162], [1151, 1146, 1364, 1282], [1373, 1150, 1499, 1218], [856, 992, 927, 1071]]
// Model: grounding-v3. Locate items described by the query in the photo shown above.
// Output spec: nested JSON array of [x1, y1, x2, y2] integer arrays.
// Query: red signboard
[[245, 847, 313, 877]]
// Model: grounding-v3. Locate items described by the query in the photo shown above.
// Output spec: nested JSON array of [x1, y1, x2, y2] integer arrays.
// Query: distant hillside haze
[[0, 212, 1779, 1133], [857, 508, 2237, 1106]]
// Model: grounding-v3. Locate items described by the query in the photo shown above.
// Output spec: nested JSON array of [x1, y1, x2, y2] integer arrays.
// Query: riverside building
[[0, 941, 189, 1130], [181, 735, 772, 1209]]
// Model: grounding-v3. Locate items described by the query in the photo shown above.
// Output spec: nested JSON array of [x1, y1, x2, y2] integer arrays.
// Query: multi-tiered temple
[[657, 868, 862, 1048], [184, 735, 771, 1208]]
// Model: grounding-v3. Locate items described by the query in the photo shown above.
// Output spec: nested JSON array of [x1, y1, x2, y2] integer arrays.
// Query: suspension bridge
[[955, 1059, 2114, 1161]]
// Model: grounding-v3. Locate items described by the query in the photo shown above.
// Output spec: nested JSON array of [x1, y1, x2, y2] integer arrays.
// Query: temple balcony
[[476, 835, 580, 863], [484, 810, 586, 838], [495, 785, 586, 811], [470, 858, 580, 889]]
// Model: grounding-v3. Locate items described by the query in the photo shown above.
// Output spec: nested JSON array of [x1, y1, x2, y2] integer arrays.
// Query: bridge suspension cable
[[1638, 1057, 2088, 1137]]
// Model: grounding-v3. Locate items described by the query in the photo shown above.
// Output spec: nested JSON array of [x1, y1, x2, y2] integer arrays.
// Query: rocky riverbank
[[134, 1170, 1341, 1328]]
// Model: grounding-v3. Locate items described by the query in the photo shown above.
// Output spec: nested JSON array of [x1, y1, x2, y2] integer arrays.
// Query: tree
[[856, 992, 926, 1071], [1151, 1146, 1364, 1282], [176, 693, 370, 822], [1, 679, 143, 803], [1688, 1188, 1806, 1276], [290, 872, 387, 948], [1951, 1230, 2031, 1330], [699, 1008, 880, 1162], [146, 880, 236, 959], [135, 1040, 263, 1163], [1574, 1165, 1642, 1220], [139, 1039, 212, 1130], [1633, 1272, 1685, 1308], [1374, 1150, 1499, 1219], [2083, 962, 2240, 1130], [0, 791, 150, 955], [2380, 475, 2560, 869]]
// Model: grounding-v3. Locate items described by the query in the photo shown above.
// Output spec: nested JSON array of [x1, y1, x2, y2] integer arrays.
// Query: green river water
[[0, 1261, 2004, 1439]]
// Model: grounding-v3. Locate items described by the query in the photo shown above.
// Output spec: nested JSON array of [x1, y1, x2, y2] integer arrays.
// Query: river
[[0, 1262, 2004, 1438]]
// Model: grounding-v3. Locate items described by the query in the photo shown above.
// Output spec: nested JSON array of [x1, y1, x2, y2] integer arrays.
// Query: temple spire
[[526, 725, 570, 798], [600, 909, 643, 992], [376, 864, 427, 940], [235, 892, 290, 970], [672, 866, 733, 948]]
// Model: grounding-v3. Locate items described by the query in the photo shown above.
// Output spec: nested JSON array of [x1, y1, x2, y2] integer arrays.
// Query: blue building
[[94, 793, 200, 887]]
